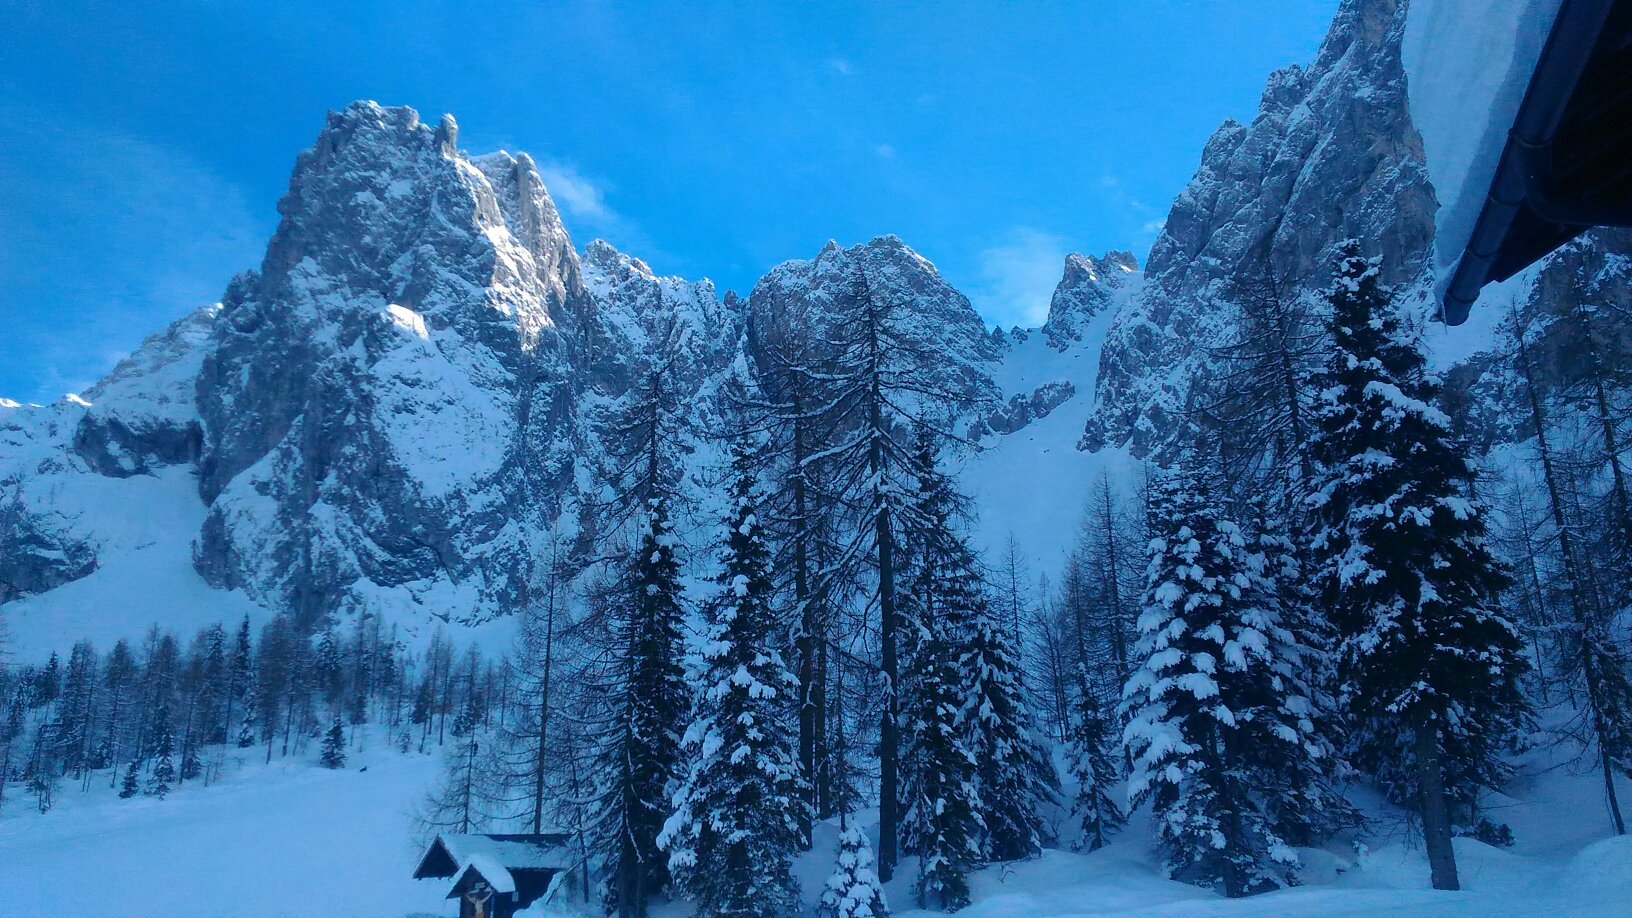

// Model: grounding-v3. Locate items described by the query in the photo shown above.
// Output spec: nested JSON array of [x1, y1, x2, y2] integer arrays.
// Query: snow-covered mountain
[[4, 0, 1628, 655], [0, 102, 747, 640], [1079, 0, 1632, 461], [1041, 251, 1138, 352], [1, 104, 1060, 647]]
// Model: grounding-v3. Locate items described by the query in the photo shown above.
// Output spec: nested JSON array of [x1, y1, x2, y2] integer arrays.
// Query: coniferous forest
[[5, 242, 1632, 916]]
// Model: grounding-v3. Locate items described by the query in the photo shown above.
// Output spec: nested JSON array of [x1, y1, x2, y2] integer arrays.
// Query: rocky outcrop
[[188, 103, 609, 624], [1041, 251, 1137, 351], [979, 380, 1077, 437], [1083, 0, 1435, 456], [71, 306, 216, 478]]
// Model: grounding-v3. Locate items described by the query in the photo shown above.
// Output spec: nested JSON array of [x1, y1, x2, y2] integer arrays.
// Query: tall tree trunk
[[814, 633, 830, 819], [791, 396, 819, 845], [877, 496, 899, 881], [1096, 478, 1130, 682], [1585, 667, 1628, 835], [530, 545, 558, 836], [1416, 724, 1460, 891]]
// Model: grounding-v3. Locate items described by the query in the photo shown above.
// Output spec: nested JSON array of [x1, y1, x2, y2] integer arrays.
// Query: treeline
[[0, 611, 503, 815]]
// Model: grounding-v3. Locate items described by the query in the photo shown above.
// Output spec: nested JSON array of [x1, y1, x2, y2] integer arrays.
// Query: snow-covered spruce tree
[[1249, 503, 1356, 846], [1122, 455, 1328, 897], [1306, 243, 1529, 890], [588, 499, 691, 918], [236, 680, 259, 749], [320, 715, 347, 769], [821, 827, 890, 918], [59, 639, 98, 779], [905, 434, 1056, 863], [900, 596, 981, 911], [146, 706, 175, 799], [228, 615, 254, 744], [660, 440, 807, 917], [119, 760, 140, 799], [961, 588, 1057, 863], [899, 433, 985, 910], [1066, 668, 1124, 852]]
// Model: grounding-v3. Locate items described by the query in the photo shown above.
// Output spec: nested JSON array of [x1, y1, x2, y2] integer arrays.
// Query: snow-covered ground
[[0, 729, 448, 917], [964, 297, 1138, 585], [3, 722, 1626, 916], [0, 463, 271, 657]]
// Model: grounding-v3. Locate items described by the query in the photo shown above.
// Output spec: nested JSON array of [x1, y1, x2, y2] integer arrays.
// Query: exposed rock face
[[580, 237, 742, 407], [3, 106, 988, 628], [1041, 251, 1137, 351], [746, 236, 1002, 427], [1083, 0, 1436, 456], [979, 380, 1077, 437], [1, 102, 751, 625], [191, 103, 606, 623], [74, 305, 216, 478]]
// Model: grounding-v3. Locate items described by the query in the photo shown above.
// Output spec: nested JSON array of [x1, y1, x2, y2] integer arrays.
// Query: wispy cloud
[[0, 104, 266, 402], [534, 160, 615, 224], [970, 227, 1070, 329], [533, 158, 678, 270], [873, 143, 896, 159], [829, 58, 855, 76], [1100, 173, 1166, 251]]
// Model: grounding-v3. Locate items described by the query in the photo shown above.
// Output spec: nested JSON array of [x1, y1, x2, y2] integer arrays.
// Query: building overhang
[[1441, 0, 1632, 324]]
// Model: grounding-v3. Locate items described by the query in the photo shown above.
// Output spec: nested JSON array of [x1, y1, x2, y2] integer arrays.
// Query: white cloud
[[534, 160, 615, 224], [532, 158, 679, 270], [971, 227, 1070, 329], [873, 143, 896, 159], [829, 58, 855, 76]]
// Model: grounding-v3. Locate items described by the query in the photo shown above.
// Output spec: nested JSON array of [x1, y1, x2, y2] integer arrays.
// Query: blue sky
[[0, 1, 1338, 403]]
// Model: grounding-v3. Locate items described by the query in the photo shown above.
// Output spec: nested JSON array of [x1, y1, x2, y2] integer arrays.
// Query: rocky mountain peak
[[1085, 0, 1430, 456], [1041, 251, 1138, 350], [583, 237, 653, 276]]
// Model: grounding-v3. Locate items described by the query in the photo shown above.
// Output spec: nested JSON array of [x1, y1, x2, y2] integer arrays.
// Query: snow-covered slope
[[965, 268, 1143, 583], [1, 722, 1625, 917], [0, 306, 235, 621]]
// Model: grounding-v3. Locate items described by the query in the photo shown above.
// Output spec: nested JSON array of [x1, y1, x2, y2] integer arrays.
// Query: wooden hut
[[412, 833, 575, 917]]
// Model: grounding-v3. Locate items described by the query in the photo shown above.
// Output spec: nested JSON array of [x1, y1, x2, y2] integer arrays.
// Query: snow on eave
[[1402, 0, 1562, 284], [459, 855, 517, 895]]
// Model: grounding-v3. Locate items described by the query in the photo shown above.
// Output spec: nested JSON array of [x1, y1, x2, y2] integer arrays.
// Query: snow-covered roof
[[456, 855, 517, 895], [1405, 0, 1632, 323], [423, 833, 574, 875], [1404, 0, 1562, 290]]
